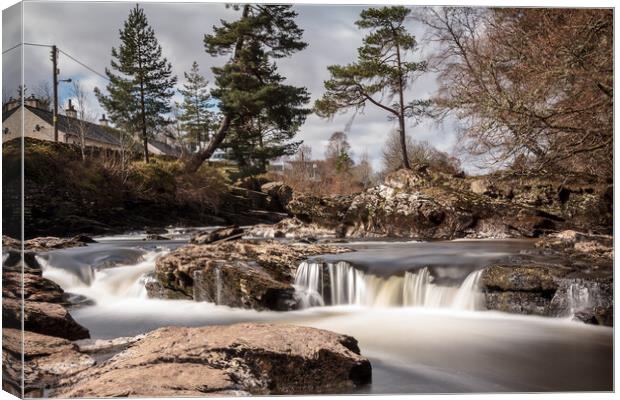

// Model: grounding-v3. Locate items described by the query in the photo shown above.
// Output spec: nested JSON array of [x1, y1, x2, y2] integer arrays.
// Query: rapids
[[33, 234, 612, 393]]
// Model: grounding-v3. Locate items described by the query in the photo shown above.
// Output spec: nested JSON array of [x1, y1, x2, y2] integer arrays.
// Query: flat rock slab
[[2, 329, 94, 397], [3, 298, 90, 340], [3, 272, 66, 303], [2, 235, 96, 251], [55, 323, 372, 397]]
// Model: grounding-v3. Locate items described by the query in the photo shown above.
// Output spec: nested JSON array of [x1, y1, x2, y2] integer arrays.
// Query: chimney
[[24, 94, 40, 109], [2, 97, 20, 113], [99, 113, 109, 126], [65, 99, 77, 119]]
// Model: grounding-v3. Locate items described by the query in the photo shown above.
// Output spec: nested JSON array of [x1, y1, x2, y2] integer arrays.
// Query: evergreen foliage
[[95, 4, 177, 162], [178, 61, 215, 151], [315, 6, 430, 170], [186, 4, 310, 173]]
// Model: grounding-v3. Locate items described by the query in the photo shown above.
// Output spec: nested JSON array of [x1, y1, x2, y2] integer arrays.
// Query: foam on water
[[294, 261, 485, 310]]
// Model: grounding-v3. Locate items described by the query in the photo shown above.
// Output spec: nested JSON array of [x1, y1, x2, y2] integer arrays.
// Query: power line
[[58, 48, 109, 81], [23, 42, 53, 48], [2, 43, 23, 54], [3, 42, 53, 54], [2, 42, 109, 82]]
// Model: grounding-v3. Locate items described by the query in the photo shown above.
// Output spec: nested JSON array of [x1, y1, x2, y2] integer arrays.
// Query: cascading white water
[[37, 249, 168, 303], [294, 261, 485, 310], [566, 281, 593, 318]]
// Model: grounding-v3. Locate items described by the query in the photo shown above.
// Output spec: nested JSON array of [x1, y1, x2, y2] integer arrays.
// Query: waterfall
[[565, 281, 594, 318], [215, 266, 223, 305], [37, 249, 168, 303], [294, 261, 485, 310]]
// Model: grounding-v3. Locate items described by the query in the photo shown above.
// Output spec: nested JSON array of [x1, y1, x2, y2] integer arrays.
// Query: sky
[[3, 1, 461, 172]]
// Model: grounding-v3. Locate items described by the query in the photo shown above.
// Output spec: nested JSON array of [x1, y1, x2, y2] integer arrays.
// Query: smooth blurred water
[[36, 236, 613, 393]]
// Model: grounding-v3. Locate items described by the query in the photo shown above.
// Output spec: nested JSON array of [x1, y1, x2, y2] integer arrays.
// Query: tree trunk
[[395, 36, 411, 170], [137, 44, 149, 163], [140, 85, 148, 163], [184, 4, 250, 173], [184, 115, 231, 173]]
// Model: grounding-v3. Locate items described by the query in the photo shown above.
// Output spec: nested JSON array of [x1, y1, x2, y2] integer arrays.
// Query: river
[[35, 232, 613, 394]]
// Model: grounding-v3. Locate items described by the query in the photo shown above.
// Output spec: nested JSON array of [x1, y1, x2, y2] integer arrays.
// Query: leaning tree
[[315, 6, 430, 170], [185, 4, 310, 173]]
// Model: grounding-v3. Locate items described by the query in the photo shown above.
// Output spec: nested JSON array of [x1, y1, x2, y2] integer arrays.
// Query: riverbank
[[2, 229, 613, 396], [3, 138, 612, 240]]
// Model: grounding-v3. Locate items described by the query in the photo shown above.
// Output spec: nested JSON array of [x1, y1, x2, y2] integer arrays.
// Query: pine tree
[[315, 6, 429, 170], [95, 4, 177, 162], [178, 61, 214, 152], [185, 4, 310, 173]]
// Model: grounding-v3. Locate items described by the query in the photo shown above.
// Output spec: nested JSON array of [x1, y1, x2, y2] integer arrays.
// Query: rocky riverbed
[[1, 167, 613, 396]]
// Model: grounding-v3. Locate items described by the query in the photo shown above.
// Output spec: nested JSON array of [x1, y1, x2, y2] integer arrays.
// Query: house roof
[[2, 106, 20, 122], [25, 105, 121, 147], [149, 139, 181, 157]]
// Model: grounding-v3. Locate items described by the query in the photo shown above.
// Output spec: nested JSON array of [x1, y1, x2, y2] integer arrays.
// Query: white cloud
[[6, 3, 460, 171]]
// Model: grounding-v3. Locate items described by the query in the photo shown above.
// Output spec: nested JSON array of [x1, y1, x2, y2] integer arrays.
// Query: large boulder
[[21, 235, 96, 251], [3, 328, 94, 397], [481, 263, 613, 325], [285, 194, 354, 231], [189, 225, 245, 245], [2, 272, 66, 303], [2, 251, 90, 340], [152, 240, 352, 310], [247, 217, 336, 240], [2, 249, 44, 275], [261, 181, 293, 210], [464, 173, 612, 234], [3, 298, 90, 340], [54, 324, 372, 397]]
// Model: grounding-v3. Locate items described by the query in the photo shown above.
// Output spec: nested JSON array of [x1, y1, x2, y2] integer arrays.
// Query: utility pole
[[51, 45, 59, 142]]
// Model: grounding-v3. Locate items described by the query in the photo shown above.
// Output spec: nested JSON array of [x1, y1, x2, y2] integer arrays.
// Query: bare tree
[[354, 150, 374, 188], [418, 8, 613, 178], [34, 81, 52, 110], [69, 81, 96, 161], [382, 130, 461, 175]]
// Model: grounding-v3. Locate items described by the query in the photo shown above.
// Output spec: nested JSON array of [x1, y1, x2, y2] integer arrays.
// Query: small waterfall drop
[[564, 281, 594, 319], [215, 266, 223, 305], [38, 248, 168, 303], [294, 261, 485, 310]]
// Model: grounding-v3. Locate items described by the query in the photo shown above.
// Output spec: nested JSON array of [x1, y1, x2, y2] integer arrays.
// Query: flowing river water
[[34, 232, 613, 394]]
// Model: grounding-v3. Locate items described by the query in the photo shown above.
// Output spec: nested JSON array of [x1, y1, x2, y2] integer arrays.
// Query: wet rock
[[3, 249, 43, 275], [54, 324, 371, 397], [2, 272, 66, 303], [261, 181, 293, 210], [154, 240, 352, 310], [3, 298, 90, 340], [481, 264, 567, 316], [285, 194, 354, 229], [247, 217, 336, 240], [144, 227, 168, 235], [3, 328, 94, 397], [20, 235, 95, 251], [143, 234, 170, 241], [464, 173, 612, 233], [536, 230, 613, 260], [481, 263, 613, 326], [547, 277, 613, 326], [144, 274, 192, 300], [2, 235, 20, 249], [481, 264, 568, 292], [189, 225, 245, 245], [76, 334, 147, 354]]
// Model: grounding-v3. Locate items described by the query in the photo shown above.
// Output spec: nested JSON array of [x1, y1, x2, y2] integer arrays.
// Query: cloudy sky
[[3, 1, 461, 171]]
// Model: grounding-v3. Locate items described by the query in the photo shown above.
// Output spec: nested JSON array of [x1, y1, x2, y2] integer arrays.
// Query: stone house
[[2, 95, 181, 157]]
